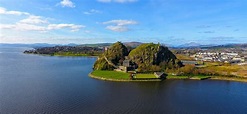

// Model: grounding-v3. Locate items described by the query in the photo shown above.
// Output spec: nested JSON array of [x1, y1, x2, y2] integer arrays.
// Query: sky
[[0, 0, 246, 46]]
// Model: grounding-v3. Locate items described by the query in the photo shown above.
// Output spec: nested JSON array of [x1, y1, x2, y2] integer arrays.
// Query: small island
[[90, 42, 212, 81]]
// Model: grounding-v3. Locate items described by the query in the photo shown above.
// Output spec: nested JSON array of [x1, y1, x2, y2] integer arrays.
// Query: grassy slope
[[202, 62, 247, 77], [175, 54, 194, 60]]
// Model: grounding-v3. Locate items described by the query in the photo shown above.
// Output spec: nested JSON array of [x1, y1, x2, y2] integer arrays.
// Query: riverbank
[[210, 76, 247, 83], [89, 70, 247, 82], [89, 73, 162, 82], [89, 70, 212, 82], [24, 53, 98, 57], [89, 70, 162, 82]]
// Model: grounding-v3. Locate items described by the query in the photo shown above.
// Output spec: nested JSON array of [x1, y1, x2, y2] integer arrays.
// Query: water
[[1, 47, 247, 113]]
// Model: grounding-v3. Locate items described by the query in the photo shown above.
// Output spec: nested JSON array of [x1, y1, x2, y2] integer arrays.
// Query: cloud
[[0, 7, 85, 32], [19, 15, 48, 24], [106, 25, 128, 32], [97, 0, 138, 3], [0, 23, 46, 32], [0, 7, 29, 15], [196, 25, 211, 28], [103, 20, 137, 26], [103, 19, 138, 32], [47, 24, 85, 32], [59, 0, 75, 8], [1, 23, 84, 32], [83, 9, 101, 15]]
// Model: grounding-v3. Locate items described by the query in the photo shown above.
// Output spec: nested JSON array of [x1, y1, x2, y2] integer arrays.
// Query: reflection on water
[[0, 47, 247, 113]]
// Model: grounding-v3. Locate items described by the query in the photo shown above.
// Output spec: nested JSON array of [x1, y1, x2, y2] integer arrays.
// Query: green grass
[[54, 53, 100, 57], [175, 54, 195, 60], [91, 70, 130, 80], [166, 75, 189, 79], [192, 76, 211, 78], [135, 74, 157, 78]]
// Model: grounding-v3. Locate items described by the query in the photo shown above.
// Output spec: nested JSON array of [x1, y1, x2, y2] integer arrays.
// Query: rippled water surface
[[1, 47, 247, 113]]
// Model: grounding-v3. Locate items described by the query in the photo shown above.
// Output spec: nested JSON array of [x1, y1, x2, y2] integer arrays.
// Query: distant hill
[[178, 42, 202, 48], [174, 42, 247, 49], [2, 42, 246, 49], [77, 43, 112, 47], [77, 42, 142, 48], [204, 43, 247, 49], [176, 42, 216, 48]]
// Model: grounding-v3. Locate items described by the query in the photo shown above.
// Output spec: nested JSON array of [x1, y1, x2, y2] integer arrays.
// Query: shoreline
[[24, 53, 98, 57], [89, 72, 247, 83], [210, 76, 247, 83], [89, 73, 162, 82]]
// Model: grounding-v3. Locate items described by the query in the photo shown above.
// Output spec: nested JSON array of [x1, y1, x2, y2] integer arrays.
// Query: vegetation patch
[[166, 76, 189, 79], [135, 74, 157, 78], [175, 54, 194, 60], [211, 76, 247, 83], [91, 70, 130, 80]]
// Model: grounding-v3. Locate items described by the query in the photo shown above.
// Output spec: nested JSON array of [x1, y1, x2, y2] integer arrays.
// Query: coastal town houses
[[191, 51, 246, 64]]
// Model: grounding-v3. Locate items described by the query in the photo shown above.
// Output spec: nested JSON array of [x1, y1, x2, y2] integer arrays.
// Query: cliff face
[[128, 43, 182, 72], [93, 42, 182, 72], [93, 42, 128, 70]]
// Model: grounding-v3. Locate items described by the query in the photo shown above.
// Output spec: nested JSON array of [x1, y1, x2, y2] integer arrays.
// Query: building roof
[[154, 72, 164, 78]]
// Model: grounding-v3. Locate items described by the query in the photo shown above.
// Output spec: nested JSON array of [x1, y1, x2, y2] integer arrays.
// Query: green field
[[91, 70, 214, 80], [135, 74, 157, 78], [91, 70, 130, 80], [166, 75, 189, 79]]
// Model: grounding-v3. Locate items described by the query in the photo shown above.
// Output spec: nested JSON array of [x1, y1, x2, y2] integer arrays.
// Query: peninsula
[[22, 42, 247, 82], [24, 46, 103, 56], [90, 42, 247, 82]]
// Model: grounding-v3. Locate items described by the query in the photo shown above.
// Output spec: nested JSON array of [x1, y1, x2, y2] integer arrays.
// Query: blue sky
[[0, 0, 246, 45]]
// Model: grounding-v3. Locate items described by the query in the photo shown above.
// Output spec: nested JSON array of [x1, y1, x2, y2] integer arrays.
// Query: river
[[0, 47, 247, 113]]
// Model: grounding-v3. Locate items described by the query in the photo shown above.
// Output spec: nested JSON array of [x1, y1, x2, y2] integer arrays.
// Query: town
[[173, 45, 247, 65]]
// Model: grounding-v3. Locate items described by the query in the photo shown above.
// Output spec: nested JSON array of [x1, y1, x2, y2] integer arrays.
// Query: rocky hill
[[93, 42, 128, 70], [93, 42, 182, 72], [128, 43, 182, 72]]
